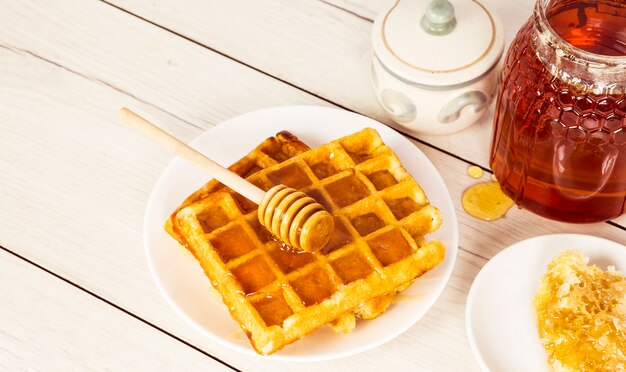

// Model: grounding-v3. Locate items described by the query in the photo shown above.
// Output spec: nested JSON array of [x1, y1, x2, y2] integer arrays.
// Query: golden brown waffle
[[168, 128, 445, 355]]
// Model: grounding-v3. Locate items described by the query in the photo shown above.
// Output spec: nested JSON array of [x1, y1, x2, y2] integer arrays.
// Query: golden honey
[[385, 197, 421, 220], [367, 170, 399, 190], [350, 213, 386, 237], [461, 182, 514, 221], [466, 165, 484, 179], [534, 251, 626, 371]]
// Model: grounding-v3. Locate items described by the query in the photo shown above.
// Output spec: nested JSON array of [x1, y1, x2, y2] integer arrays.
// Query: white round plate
[[466, 234, 626, 372], [144, 106, 458, 361]]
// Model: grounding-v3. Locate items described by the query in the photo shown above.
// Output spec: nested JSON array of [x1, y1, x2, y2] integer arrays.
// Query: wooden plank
[[0, 249, 231, 371]]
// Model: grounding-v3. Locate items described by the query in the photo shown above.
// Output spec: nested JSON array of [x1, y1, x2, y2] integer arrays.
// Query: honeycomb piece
[[534, 250, 626, 371]]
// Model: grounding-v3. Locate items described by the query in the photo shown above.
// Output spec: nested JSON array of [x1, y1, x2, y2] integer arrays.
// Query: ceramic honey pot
[[371, 0, 504, 135]]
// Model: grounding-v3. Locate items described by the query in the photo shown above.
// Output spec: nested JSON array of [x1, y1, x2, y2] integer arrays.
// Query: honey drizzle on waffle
[[202, 140, 431, 302]]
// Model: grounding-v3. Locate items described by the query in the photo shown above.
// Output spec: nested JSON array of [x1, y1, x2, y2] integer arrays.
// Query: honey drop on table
[[466, 165, 484, 179], [462, 182, 514, 221]]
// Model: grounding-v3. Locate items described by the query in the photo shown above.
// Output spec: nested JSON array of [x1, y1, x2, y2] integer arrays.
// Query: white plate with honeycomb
[[466, 234, 626, 372], [143, 106, 459, 361]]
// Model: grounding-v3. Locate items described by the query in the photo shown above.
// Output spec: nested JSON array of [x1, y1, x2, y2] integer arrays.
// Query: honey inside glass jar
[[490, 0, 626, 223]]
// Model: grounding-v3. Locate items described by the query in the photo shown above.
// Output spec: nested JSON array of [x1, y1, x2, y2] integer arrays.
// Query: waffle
[[167, 128, 445, 355]]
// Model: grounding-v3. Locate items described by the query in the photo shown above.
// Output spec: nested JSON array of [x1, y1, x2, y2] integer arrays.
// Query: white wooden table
[[1, 1, 624, 370]]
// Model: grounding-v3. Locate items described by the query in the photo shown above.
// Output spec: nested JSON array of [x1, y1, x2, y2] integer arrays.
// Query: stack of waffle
[[166, 128, 445, 355]]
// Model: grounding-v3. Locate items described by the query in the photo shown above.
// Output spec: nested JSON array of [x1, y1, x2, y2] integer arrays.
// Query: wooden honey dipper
[[119, 108, 334, 252]]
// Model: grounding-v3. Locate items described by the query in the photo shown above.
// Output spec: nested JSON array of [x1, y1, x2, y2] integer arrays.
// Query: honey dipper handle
[[119, 108, 265, 204]]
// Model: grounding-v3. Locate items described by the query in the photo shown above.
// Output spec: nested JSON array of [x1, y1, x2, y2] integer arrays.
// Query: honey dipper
[[119, 108, 334, 252]]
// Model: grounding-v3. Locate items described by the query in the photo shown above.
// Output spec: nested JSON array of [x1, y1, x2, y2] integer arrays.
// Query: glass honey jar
[[490, 0, 626, 223]]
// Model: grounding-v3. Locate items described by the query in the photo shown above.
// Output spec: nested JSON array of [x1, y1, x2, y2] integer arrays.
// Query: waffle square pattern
[[167, 128, 445, 355]]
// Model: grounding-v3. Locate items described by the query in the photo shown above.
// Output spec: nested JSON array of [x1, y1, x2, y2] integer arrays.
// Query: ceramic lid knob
[[421, 0, 456, 36]]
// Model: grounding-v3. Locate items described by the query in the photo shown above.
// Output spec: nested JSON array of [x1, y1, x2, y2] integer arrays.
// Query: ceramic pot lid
[[372, 0, 504, 87]]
